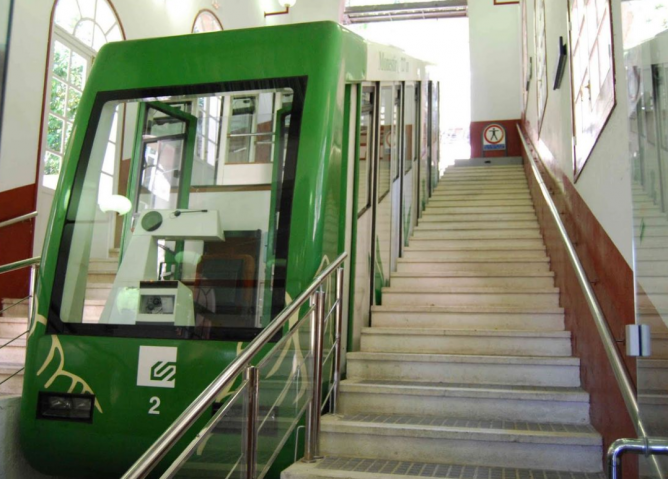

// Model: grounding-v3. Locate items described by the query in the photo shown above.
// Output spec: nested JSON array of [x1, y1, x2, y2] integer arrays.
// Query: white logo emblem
[[137, 346, 177, 388]]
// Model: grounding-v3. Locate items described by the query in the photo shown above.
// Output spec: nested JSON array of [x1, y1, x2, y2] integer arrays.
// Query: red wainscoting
[[521, 127, 638, 476], [470, 119, 522, 158], [0, 184, 37, 301]]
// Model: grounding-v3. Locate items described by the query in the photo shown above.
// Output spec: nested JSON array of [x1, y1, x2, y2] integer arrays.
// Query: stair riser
[[86, 288, 112, 301], [396, 262, 551, 274], [649, 338, 668, 358], [371, 311, 565, 331], [382, 292, 560, 308], [402, 250, 546, 260], [635, 217, 668, 226], [361, 335, 571, 356], [1, 302, 28, 318], [0, 323, 28, 337], [338, 391, 590, 425], [416, 221, 540, 231], [88, 273, 117, 283], [638, 365, 668, 390], [0, 346, 26, 363], [432, 187, 530, 196], [407, 239, 545, 249], [319, 431, 601, 472], [638, 277, 668, 290], [0, 374, 23, 395], [390, 276, 555, 289], [636, 261, 668, 275], [428, 199, 533, 208], [638, 294, 668, 309], [637, 249, 668, 260], [435, 181, 528, 189], [347, 359, 580, 387], [412, 229, 540, 239], [84, 305, 104, 322], [424, 206, 535, 215], [421, 213, 537, 222]]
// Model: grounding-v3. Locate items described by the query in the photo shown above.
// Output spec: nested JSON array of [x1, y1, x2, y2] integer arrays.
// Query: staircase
[[284, 164, 604, 477], [0, 249, 119, 396]]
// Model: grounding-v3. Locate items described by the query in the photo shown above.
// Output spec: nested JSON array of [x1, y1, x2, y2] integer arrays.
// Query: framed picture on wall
[[535, 0, 548, 133]]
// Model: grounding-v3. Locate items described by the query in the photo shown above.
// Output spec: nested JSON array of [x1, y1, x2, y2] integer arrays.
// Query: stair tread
[[398, 257, 550, 263], [361, 327, 569, 338], [0, 362, 25, 374], [390, 271, 554, 278], [285, 457, 604, 478], [322, 413, 600, 444], [371, 305, 564, 313], [348, 351, 579, 365], [341, 379, 588, 400], [382, 286, 559, 293]]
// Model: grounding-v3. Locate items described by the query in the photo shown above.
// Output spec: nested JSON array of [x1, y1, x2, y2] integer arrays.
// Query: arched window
[[192, 10, 223, 34], [42, 0, 124, 189]]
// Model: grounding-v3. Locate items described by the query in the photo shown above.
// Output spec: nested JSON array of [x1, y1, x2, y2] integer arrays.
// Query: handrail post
[[303, 289, 325, 462], [245, 366, 260, 479], [332, 266, 344, 414]]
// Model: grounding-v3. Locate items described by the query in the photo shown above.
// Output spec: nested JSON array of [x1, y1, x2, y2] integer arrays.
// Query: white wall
[[468, 0, 522, 122], [523, 0, 633, 265]]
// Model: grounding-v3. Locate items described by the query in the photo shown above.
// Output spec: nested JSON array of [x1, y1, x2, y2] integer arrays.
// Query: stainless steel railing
[[0, 211, 37, 230], [517, 126, 668, 478], [0, 256, 40, 390], [122, 252, 347, 479]]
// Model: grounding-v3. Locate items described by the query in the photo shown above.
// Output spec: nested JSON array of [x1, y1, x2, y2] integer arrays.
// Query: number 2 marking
[[149, 396, 161, 415]]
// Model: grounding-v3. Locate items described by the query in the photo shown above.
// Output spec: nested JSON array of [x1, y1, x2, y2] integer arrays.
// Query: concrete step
[[396, 258, 551, 274], [319, 414, 601, 472], [83, 299, 106, 322], [411, 229, 541, 239], [283, 457, 605, 479], [371, 305, 565, 331], [638, 359, 668, 390], [427, 198, 532, 207], [424, 205, 535, 215], [0, 336, 26, 363], [0, 362, 24, 396], [436, 178, 528, 187], [401, 249, 548, 261], [406, 238, 545, 249], [1, 299, 28, 318], [432, 185, 530, 195], [0, 317, 28, 337], [85, 283, 113, 301], [431, 190, 531, 199], [381, 287, 560, 308], [631, 260, 668, 275], [337, 379, 590, 425], [637, 248, 668, 260], [389, 271, 554, 289], [420, 213, 537, 222], [346, 352, 581, 387], [415, 220, 540, 230], [360, 328, 571, 356]]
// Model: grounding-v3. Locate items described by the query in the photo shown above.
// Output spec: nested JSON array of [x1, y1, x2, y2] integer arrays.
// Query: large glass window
[[404, 84, 417, 174], [42, 0, 123, 188], [49, 80, 305, 341], [358, 87, 374, 215], [378, 86, 395, 199], [192, 10, 223, 33]]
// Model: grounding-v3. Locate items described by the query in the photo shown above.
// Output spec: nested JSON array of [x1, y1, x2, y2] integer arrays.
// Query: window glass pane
[[44, 152, 61, 176], [67, 88, 82, 120], [53, 42, 70, 80], [95, 0, 117, 32], [107, 25, 122, 42], [70, 52, 87, 89], [47, 114, 64, 152], [74, 19, 95, 49], [78, 0, 96, 21], [92, 24, 107, 52], [50, 78, 67, 116], [54, 0, 80, 34], [378, 86, 393, 198], [193, 11, 222, 33], [52, 82, 302, 342], [358, 89, 373, 214], [404, 85, 415, 174], [226, 94, 276, 164], [65, 122, 73, 147]]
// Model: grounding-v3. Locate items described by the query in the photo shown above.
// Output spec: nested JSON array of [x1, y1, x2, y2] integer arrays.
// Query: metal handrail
[[517, 126, 668, 478], [122, 252, 347, 479], [0, 211, 37, 230], [0, 256, 41, 275]]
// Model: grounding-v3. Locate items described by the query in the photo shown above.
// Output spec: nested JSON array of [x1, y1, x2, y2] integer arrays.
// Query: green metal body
[[20, 22, 366, 478]]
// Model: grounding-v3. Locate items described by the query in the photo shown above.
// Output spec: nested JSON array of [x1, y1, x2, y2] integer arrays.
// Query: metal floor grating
[[340, 413, 596, 434], [316, 457, 605, 479]]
